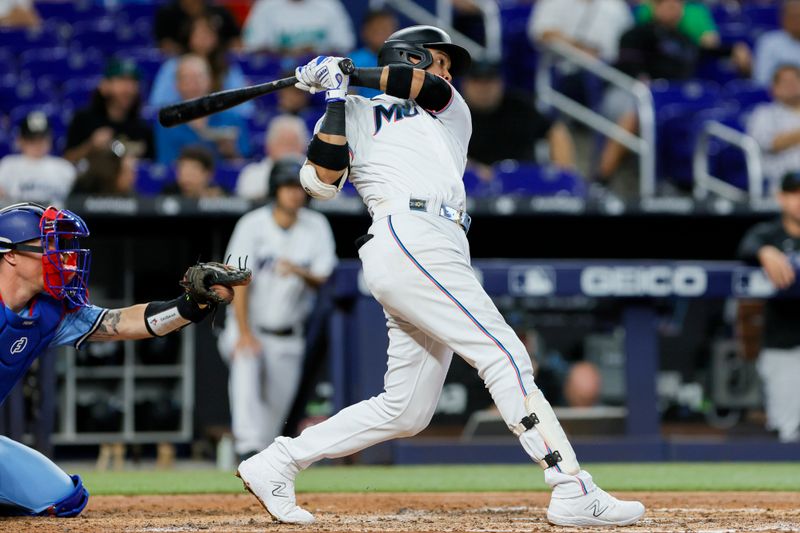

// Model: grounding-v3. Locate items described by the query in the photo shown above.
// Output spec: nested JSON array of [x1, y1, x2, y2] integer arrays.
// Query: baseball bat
[[158, 58, 356, 128]]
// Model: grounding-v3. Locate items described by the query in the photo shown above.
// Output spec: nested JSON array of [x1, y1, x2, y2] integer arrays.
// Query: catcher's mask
[[0, 202, 91, 307]]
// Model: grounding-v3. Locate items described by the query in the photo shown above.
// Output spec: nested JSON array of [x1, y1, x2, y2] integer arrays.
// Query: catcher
[[0, 202, 250, 518]]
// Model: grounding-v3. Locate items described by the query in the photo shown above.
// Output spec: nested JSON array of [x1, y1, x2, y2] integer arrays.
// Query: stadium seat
[[233, 53, 282, 79], [63, 77, 102, 110], [651, 79, 721, 110], [463, 167, 503, 197], [36, 1, 107, 22], [113, 2, 159, 25], [20, 47, 104, 81], [120, 48, 166, 83], [742, 4, 780, 30], [710, 3, 745, 25], [0, 75, 53, 114], [494, 161, 586, 197], [249, 132, 266, 160], [723, 79, 771, 110], [214, 162, 247, 193], [0, 49, 15, 76], [0, 27, 59, 51], [71, 19, 153, 53], [135, 161, 174, 196]]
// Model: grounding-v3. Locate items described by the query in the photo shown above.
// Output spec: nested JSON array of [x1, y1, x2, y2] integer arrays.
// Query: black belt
[[257, 326, 301, 337]]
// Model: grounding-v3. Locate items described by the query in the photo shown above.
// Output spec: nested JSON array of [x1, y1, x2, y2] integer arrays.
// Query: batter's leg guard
[[512, 389, 581, 475]]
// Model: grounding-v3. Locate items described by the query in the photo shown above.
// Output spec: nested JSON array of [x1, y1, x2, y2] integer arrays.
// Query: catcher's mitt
[[180, 261, 252, 305]]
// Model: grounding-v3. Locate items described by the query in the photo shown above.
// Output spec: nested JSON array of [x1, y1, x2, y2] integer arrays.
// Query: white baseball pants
[[219, 329, 305, 455], [267, 210, 594, 497], [757, 347, 800, 442]]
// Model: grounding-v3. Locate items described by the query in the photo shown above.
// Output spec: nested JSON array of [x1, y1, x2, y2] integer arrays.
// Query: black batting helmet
[[267, 156, 305, 199], [378, 25, 471, 76]]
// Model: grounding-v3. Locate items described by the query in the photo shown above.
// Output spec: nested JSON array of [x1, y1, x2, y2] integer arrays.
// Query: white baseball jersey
[[223, 205, 337, 331], [0, 155, 76, 205], [338, 89, 472, 213]]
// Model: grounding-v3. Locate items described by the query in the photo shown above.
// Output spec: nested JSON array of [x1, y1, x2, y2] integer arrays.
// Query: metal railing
[[370, 0, 502, 61], [535, 41, 657, 197], [693, 121, 764, 202]]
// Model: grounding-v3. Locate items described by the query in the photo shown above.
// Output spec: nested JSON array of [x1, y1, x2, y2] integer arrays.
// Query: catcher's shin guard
[[512, 389, 580, 475]]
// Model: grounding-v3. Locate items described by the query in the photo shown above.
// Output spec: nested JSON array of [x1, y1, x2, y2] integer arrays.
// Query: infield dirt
[[4, 492, 799, 532]]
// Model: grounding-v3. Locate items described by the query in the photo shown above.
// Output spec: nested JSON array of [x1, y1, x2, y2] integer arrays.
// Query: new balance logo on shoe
[[271, 481, 288, 497], [585, 499, 609, 517]]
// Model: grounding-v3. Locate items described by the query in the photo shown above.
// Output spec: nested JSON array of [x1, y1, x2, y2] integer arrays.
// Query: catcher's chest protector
[[0, 296, 63, 405]]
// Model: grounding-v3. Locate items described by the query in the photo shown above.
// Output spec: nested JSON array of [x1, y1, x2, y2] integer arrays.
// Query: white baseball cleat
[[236, 452, 315, 525], [547, 487, 645, 527]]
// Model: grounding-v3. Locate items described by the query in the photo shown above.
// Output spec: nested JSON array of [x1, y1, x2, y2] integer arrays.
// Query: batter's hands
[[758, 245, 796, 289], [295, 56, 349, 102]]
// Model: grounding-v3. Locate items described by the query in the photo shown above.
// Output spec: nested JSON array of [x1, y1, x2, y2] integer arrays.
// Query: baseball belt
[[408, 198, 471, 234], [257, 326, 302, 337]]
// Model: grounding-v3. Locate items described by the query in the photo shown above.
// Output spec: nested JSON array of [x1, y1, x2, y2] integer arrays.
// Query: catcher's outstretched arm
[[87, 262, 251, 342]]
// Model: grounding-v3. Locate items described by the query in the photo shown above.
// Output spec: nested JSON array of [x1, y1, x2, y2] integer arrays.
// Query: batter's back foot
[[236, 451, 315, 525], [547, 486, 645, 527]]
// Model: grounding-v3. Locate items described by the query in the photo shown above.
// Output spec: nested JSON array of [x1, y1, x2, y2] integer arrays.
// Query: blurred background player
[[737, 171, 800, 443], [0, 112, 76, 205], [0, 202, 246, 518], [218, 156, 337, 461]]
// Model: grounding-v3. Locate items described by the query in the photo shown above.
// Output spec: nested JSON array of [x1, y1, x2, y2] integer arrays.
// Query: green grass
[[80, 463, 800, 495]]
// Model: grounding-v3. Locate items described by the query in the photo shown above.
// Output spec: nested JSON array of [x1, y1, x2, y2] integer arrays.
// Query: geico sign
[[580, 266, 707, 297]]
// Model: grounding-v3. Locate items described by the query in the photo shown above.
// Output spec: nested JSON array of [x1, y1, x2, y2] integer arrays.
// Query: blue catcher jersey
[[0, 296, 104, 406]]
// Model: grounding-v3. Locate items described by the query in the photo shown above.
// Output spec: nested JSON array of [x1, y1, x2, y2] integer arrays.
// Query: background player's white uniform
[[218, 205, 337, 456], [264, 88, 598, 498]]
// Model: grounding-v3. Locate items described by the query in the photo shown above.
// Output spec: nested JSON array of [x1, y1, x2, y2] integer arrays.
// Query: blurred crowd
[[0, 0, 798, 204]]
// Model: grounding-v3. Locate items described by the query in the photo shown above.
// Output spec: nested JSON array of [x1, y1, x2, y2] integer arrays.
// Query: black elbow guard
[[385, 65, 415, 99], [307, 135, 350, 170], [414, 72, 453, 112]]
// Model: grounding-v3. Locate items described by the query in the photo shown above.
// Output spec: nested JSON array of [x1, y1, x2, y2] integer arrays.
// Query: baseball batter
[[238, 26, 645, 527], [0, 202, 249, 518], [218, 157, 337, 460]]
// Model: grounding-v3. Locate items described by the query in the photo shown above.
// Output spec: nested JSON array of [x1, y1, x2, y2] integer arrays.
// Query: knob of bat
[[338, 58, 355, 75]]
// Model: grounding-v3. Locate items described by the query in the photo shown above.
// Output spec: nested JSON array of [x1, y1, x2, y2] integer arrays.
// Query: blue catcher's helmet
[[0, 202, 92, 307]]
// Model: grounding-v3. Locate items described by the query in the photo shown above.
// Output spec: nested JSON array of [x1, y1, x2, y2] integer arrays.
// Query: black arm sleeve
[[351, 66, 453, 112]]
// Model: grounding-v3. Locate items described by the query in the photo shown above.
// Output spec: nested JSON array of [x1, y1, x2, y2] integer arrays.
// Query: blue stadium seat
[[0, 75, 53, 114], [135, 161, 174, 196], [36, 1, 107, 22], [214, 162, 247, 193], [0, 49, 15, 76], [234, 53, 282, 79], [63, 77, 102, 110], [494, 161, 586, 197], [742, 4, 780, 30], [463, 167, 503, 197], [114, 2, 159, 24], [0, 27, 59, 51], [500, 4, 537, 92], [723, 79, 771, 110], [20, 47, 104, 81], [651, 79, 721, 110], [691, 107, 750, 192], [71, 18, 153, 53], [710, 3, 745, 25], [249, 132, 266, 160]]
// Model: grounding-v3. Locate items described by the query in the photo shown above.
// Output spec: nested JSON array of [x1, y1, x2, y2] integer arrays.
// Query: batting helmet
[[378, 25, 471, 76], [267, 156, 305, 199], [0, 202, 91, 307]]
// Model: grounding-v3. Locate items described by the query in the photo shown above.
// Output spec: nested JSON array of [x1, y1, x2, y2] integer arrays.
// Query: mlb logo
[[733, 268, 776, 297], [508, 266, 556, 296]]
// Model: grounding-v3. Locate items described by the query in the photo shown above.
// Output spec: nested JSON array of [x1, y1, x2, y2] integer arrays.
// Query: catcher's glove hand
[[180, 261, 252, 306]]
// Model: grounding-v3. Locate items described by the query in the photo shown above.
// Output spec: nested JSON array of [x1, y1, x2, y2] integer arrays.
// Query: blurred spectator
[[462, 62, 576, 174], [529, 0, 634, 106], [154, 55, 250, 165], [349, 9, 398, 98], [747, 64, 800, 190], [236, 115, 310, 201], [596, 0, 749, 185], [563, 361, 602, 408], [242, 0, 355, 55], [0, 0, 39, 28], [754, 0, 800, 86], [65, 59, 154, 164], [737, 171, 800, 442], [72, 141, 136, 197], [162, 146, 224, 198], [277, 74, 313, 116], [150, 13, 253, 118], [0, 112, 75, 204], [154, 0, 240, 55], [529, 0, 634, 63]]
